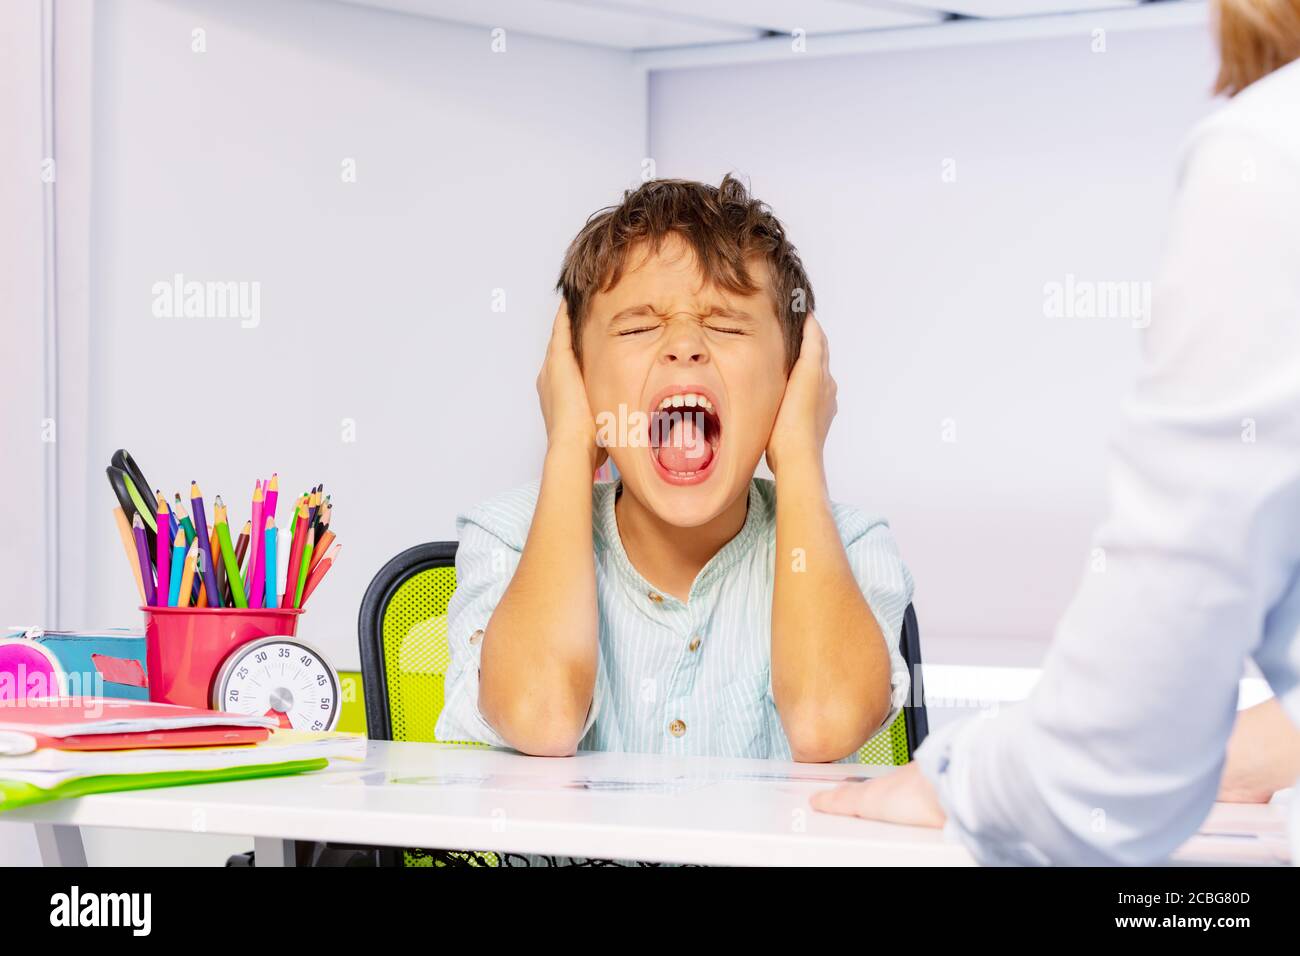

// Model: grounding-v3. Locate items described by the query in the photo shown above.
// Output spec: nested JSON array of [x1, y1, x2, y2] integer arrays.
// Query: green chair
[[358, 541, 930, 866]]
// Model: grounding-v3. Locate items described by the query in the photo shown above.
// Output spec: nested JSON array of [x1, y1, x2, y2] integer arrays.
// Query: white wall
[[648, 24, 1219, 659], [0, 0, 50, 872], [0, 0, 49, 629], [82, 0, 645, 671]]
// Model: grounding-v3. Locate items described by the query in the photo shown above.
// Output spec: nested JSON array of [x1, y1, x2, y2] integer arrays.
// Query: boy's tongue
[[656, 415, 713, 473]]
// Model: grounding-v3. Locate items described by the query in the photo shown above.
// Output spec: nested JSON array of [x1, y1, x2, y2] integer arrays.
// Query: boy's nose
[[659, 315, 710, 365]]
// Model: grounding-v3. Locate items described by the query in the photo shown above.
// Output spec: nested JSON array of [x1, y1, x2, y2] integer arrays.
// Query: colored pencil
[[294, 526, 316, 608], [211, 527, 227, 605], [300, 542, 339, 607], [214, 498, 248, 609], [190, 481, 222, 608], [235, 520, 251, 585], [248, 480, 266, 609], [171, 493, 196, 544], [276, 497, 298, 606], [264, 474, 279, 531], [132, 514, 156, 606], [177, 540, 198, 607], [155, 495, 172, 608], [263, 517, 278, 610], [171, 493, 200, 602], [196, 552, 209, 607], [309, 530, 335, 573], [281, 495, 309, 609], [167, 527, 186, 607], [158, 488, 178, 543], [113, 507, 146, 602]]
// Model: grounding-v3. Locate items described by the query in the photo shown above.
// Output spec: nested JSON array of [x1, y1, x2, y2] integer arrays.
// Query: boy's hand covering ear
[[537, 301, 607, 471], [810, 762, 947, 829], [765, 314, 836, 477]]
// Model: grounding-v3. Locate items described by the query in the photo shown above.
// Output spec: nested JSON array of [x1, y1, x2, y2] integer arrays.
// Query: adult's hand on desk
[[1217, 699, 1300, 804], [810, 761, 947, 829]]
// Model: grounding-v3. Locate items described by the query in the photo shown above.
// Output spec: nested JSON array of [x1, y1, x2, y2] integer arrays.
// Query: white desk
[[6, 740, 1291, 867]]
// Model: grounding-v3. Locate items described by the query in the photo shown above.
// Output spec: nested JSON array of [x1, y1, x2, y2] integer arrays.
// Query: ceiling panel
[[335, 0, 1175, 50], [879, 0, 1141, 18], [336, 0, 760, 49], [578, 0, 942, 33]]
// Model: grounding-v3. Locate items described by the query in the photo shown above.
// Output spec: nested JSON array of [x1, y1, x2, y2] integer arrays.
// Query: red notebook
[[23, 726, 271, 751], [0, 697, 277, 751]]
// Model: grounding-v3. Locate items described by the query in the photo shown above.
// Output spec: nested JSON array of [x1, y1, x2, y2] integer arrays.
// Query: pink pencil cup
[[142, 606, 303, 709]]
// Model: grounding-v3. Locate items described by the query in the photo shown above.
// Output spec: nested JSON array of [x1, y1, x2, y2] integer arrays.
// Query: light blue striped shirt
[[436, 477, 914, 763]]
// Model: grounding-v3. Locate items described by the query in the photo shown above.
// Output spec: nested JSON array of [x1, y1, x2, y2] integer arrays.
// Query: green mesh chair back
[[359, 542, 929, 864], [859, 603, 928, 765], [359, 543, 476, 746]]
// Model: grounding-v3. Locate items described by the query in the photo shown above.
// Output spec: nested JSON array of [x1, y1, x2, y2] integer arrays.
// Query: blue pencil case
[[1, 628, 150, 701]]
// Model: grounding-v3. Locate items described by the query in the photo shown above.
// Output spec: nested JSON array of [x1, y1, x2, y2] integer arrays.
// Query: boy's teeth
[[658, 392, 713, 412]]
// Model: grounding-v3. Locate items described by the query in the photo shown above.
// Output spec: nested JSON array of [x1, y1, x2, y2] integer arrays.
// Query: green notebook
[[0, 757, 328, 810]]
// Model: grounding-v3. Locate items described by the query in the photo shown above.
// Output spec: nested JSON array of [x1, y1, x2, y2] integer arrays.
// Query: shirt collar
[[594, 478, 769, 604]]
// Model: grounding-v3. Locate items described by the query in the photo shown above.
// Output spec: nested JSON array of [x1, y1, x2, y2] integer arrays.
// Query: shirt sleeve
[[842, 518, 916, 738], [434, 511, 602, 749], [914, 124, 1300, 865]]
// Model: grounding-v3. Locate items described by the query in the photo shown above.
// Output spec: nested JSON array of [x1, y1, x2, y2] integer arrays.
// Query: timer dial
[[212, 636, 340, 732]]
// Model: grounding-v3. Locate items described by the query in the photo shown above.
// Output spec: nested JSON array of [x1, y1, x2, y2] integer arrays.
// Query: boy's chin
[[616, 453, 749, 528]]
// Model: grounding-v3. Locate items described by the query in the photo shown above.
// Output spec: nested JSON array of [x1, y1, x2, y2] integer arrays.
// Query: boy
[[436, 175, 913, 765]]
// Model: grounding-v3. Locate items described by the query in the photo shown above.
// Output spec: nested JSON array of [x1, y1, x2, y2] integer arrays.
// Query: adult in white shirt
[[813, 0, 1300, 865]]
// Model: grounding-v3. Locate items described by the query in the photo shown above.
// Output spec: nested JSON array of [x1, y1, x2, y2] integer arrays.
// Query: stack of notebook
[[0, 697, 363, 809]]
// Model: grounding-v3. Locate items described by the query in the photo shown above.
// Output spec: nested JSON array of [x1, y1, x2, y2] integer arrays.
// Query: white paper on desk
[[335, 770, 711, 794], [0, 732, 37, 756], [0, 732, 367, 786], [718, 770, 875, 785]]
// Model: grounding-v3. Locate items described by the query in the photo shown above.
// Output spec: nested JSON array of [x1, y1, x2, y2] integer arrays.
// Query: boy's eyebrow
[[608, 304, 658, 323], [705, 307, 755, 322]]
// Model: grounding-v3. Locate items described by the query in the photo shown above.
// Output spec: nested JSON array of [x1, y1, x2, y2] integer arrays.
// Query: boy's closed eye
[[611, 310, 755, 337], [616, 324, 748, 336]]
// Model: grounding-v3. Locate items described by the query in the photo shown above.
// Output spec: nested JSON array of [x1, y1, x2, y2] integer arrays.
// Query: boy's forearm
[[771, 459, 893, 762], [478, 441, 599, 755]]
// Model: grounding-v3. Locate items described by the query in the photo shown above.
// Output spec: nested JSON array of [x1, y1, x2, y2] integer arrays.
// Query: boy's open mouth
[[647, 386, 722, 485]]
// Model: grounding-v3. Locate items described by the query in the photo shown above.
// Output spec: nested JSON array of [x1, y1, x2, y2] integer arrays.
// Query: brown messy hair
[[1214, 0, 1300, 95], [556, 174, 813, 374]]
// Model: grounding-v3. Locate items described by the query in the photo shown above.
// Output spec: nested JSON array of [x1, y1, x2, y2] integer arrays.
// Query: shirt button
[[469, 629, 484, 646], [647, 591, 664, 604], [688, 636, 701, 652], [668, 719, 686, 738]]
